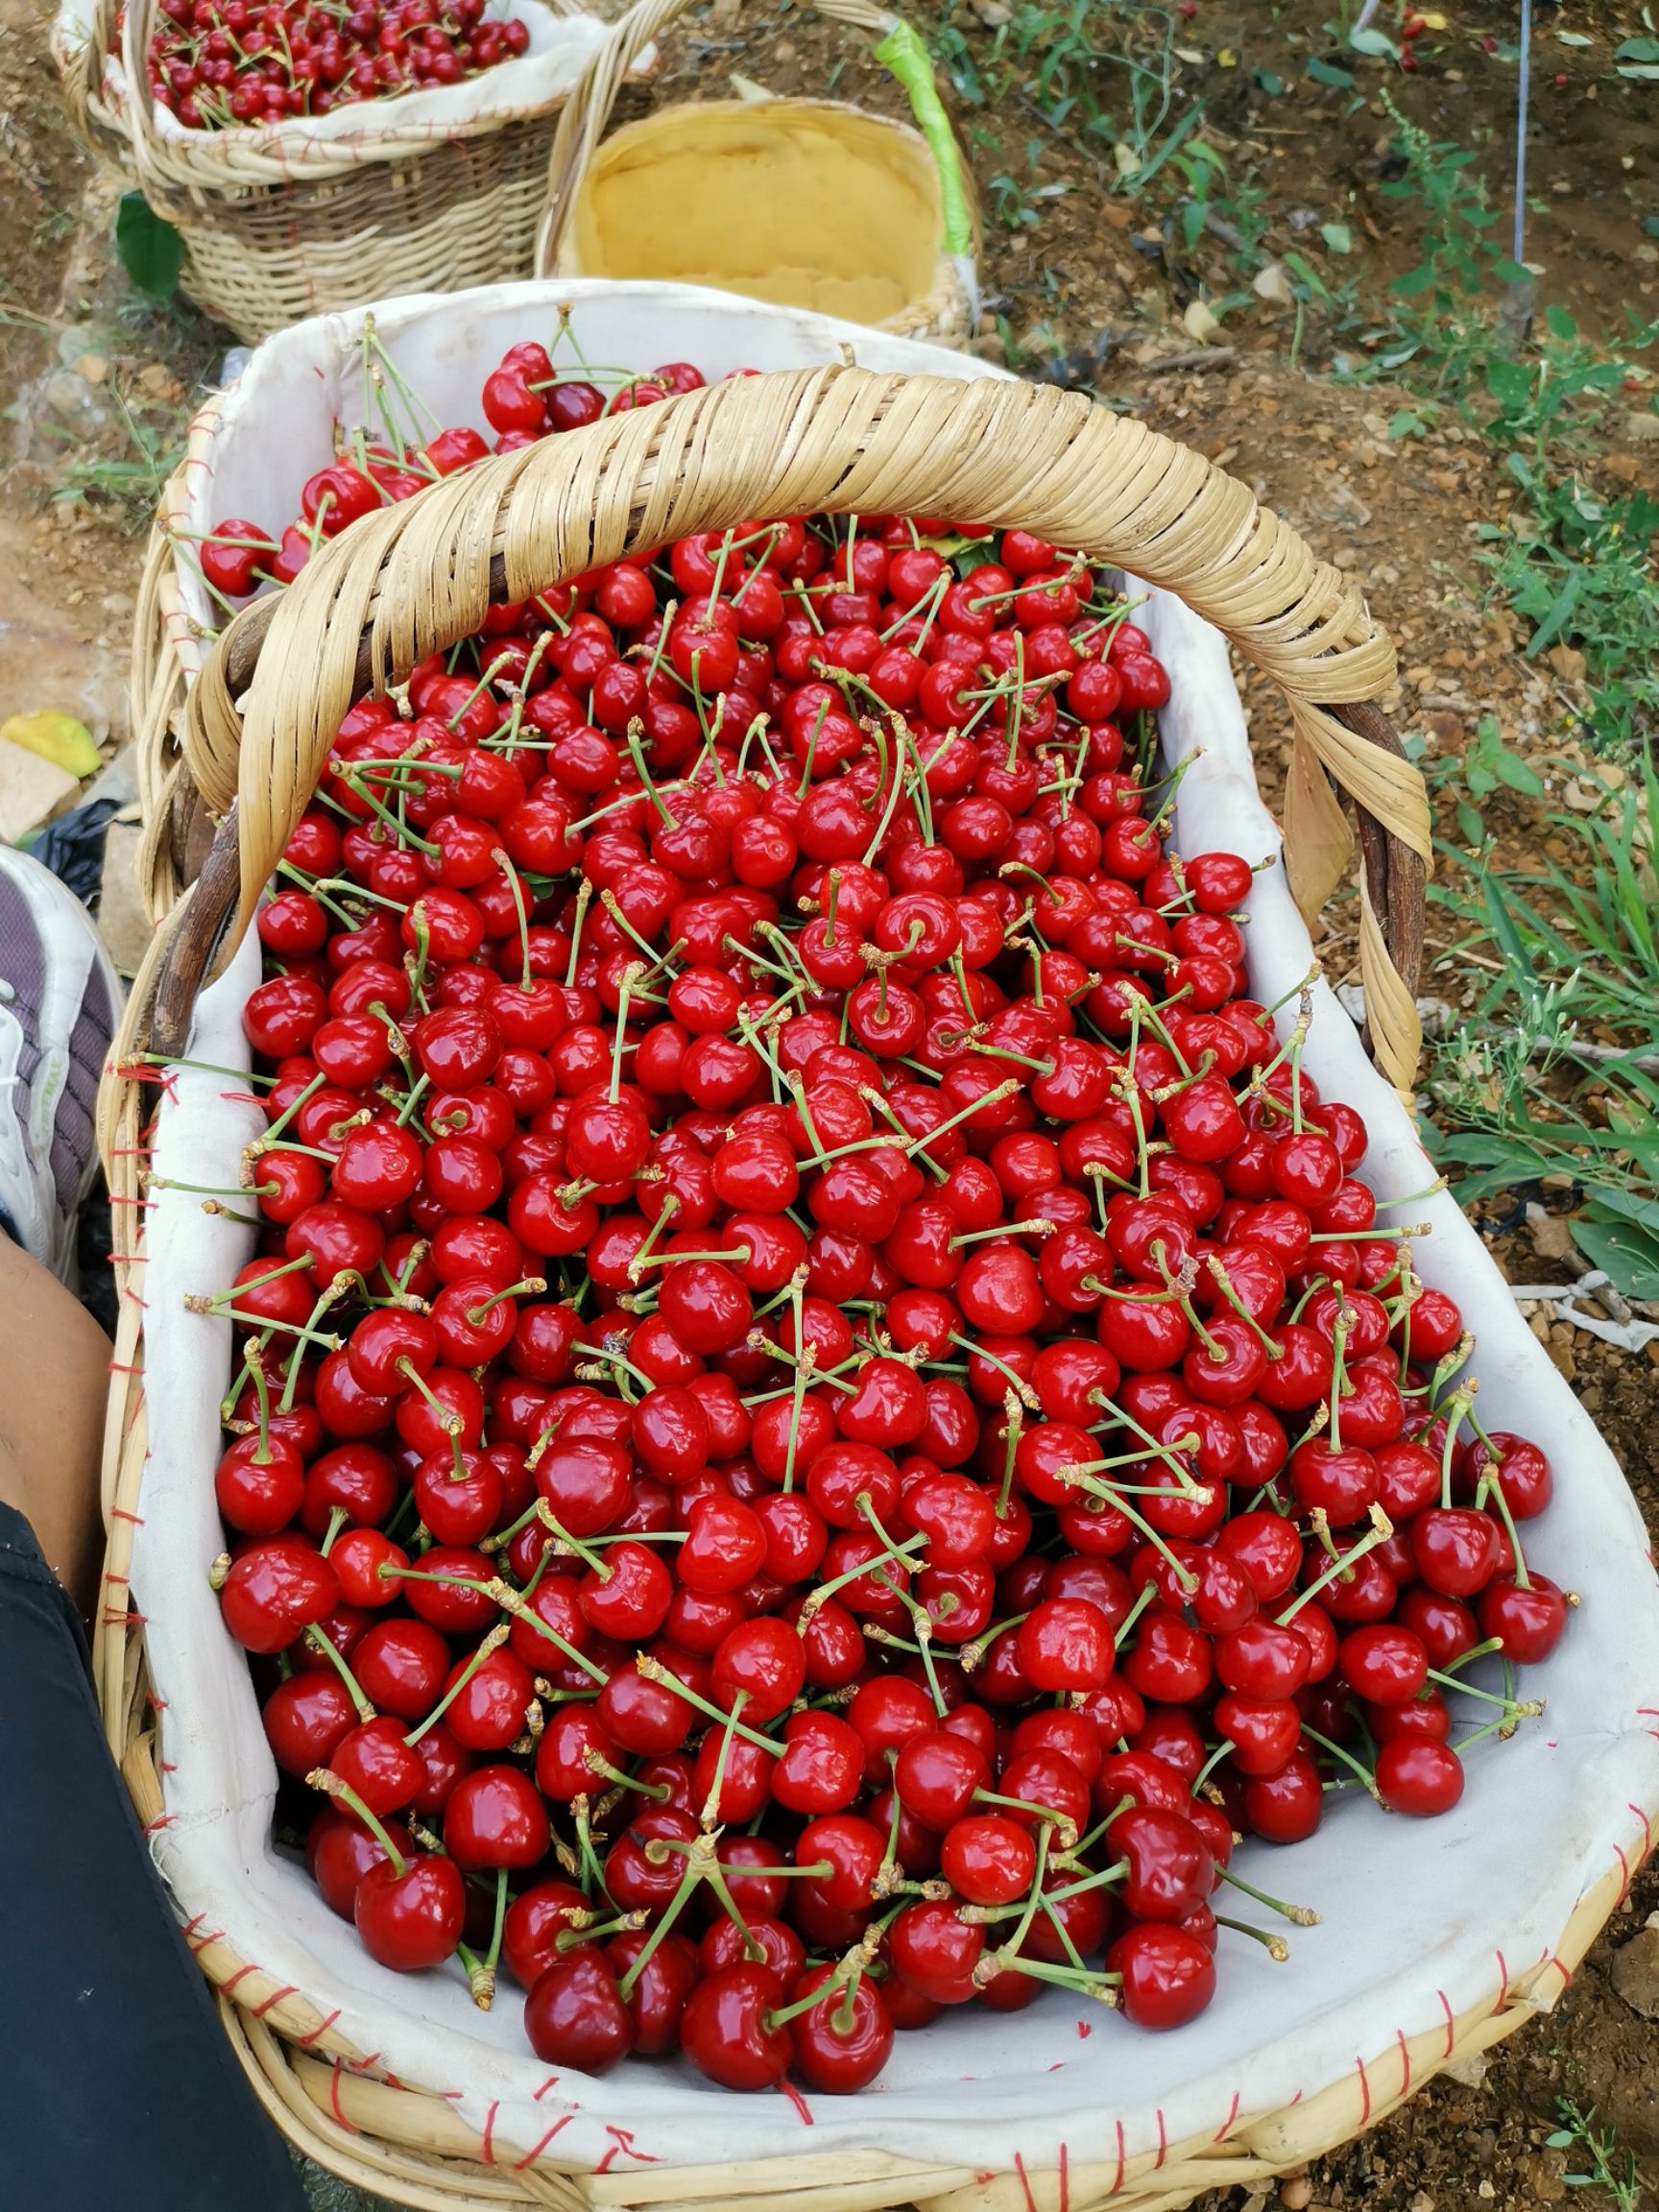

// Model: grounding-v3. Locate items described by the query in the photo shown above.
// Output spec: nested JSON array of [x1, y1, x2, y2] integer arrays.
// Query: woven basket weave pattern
[[59, 0, 591, 340]]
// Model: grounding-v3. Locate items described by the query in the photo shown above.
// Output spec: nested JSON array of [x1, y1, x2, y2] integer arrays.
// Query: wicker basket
[[96, 367, 1659, 2210], [535, 0, 979, 344], [57, 0, 607, 341]]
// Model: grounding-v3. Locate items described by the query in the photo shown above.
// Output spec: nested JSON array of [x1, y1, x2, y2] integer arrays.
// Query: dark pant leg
[[0, 1503, 309, 2212]]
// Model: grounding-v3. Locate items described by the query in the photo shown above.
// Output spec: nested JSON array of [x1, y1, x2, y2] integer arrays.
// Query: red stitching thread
[[1109, 2121, 1125, 2194], [110, 1508, 145, 1526], [291, 2009, 342, 2048], [1153, 2108, 1166, 2169], [188, 1928, 225, 1955], [1396, 2029, 1411, 2096], [532, 2076, 561, 2102], [252, 1984, 299, 2018], [601, 2127, 655, 2164], [1437, 1987, 1455, 2055], [1057, 2141, 1070, 2212], [1493, 1949, 1510, 2018], [1356, 2058, 1371, 2127], [1613, 1843, 1633, 1905], [220, 1964, 259, 1998], [141, 1813, 174, 1833], [513, 2114, 573, 2170], [1013, 2152, 1037, 2212], [328, 2061, 359, 2133], [479, 2102, 497, 2164], [1213, 2089, 1240, 2142]]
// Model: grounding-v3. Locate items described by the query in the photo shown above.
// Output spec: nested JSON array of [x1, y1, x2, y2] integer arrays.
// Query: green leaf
[[1544, 303, 1577, 342], [1391, 264, 1437, 299], [1545, 2132, 1576, 2150], [1580, 1184, 1659, 1238], [1387, 408, 1423, 439], [1615, 36, 1659, 60], [1572, 1216, 1659, 1301], [1321, 221, 1354, 255], [1455, 798, 1483, 845], [1526, 566, 1583, 659], [1485, 357, 1532, 411], [1306, 56, 1355, 86], [1495, 750, 1545, 797], [1349, 25, 1399, 57], [115, 192, 182, 299], [1554, 28, 1593, 44], [1255, 68, 1285, 94]]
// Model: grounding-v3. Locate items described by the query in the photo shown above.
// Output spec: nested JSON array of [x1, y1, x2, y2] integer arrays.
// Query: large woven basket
[[58, 0, 605, 341], [95, 367, 1658, 2210], [535, 0, 978, 343]]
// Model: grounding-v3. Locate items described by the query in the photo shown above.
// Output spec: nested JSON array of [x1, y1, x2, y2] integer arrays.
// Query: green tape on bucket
[[873, 17, 974, 258]]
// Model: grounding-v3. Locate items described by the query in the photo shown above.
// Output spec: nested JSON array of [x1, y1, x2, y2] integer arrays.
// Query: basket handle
[[533, 0, 974, 282], [146, 367, 1428, 1088]]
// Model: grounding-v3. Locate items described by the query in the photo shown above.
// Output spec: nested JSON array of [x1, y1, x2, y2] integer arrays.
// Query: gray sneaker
[[0, 847, 123, 1281]]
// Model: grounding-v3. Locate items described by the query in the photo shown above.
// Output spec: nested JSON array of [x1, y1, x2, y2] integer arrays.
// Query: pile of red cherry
[[144, 0, 530, 130], [187, 339, 1570, 2098]]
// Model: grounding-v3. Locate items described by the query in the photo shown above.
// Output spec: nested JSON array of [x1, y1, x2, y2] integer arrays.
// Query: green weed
[[1351, 98, 1659, 757], [1417, 757, 1659, 1298], [51, 381, 180, 526], [930, 2, 1201, 186], [1547, 2098, 1644, 2212]]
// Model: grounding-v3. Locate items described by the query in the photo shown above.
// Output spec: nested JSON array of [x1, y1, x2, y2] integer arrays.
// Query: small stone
[[75, 352, 110, 383], [1281, 2179, 1315, 2211], [1253, 261, 1294, 304], [1442, 2047, 1489, 2089], [1407, 2194, 1436, 2212], [1611, 1914, 1659, 2020], [42, 372, 110, 435], [135, 361, 184, 401], [1623, 411, 1659, 443], [0, 736, 80, 843], [97, 818, 154, 977]]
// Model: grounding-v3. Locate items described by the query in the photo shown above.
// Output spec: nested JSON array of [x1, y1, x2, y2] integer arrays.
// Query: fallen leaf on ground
[[0, 710, 101, 779]]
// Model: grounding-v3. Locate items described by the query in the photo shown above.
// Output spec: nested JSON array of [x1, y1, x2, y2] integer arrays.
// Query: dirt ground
[[2, 0, 1656, 2204]]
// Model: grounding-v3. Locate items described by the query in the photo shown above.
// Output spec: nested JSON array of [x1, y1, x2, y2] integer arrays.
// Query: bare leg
[[0, 1235, 109, 1616]]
